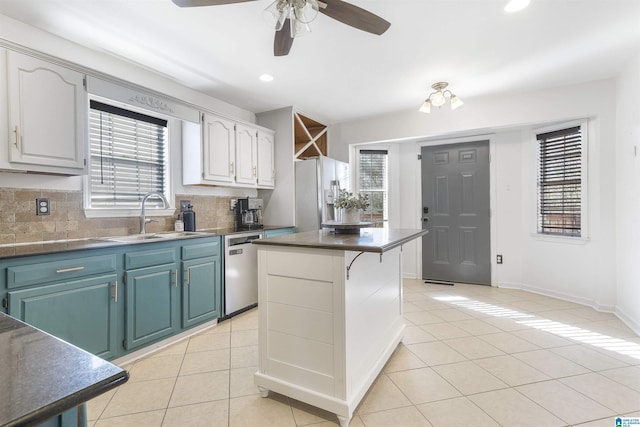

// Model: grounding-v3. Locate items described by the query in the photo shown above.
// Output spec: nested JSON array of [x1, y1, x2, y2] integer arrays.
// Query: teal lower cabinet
[[124, 249, 179, 351], [8, 274, 118, 360], [1, 236, 224, 360], [181, 238, 222, 328], [264, 227, 295, 238]]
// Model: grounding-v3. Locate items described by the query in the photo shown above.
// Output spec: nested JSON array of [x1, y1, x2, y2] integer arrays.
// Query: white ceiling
[[0, 0, 639, 124]]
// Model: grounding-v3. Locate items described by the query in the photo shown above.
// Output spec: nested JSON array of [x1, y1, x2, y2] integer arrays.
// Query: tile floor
[[87, 279, 640, 426]]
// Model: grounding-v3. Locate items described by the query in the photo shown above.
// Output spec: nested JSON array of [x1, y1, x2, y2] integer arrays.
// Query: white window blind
[[536, 126, 582, 237], [359, 149, 388, 222], [89, 100, 168, 209]]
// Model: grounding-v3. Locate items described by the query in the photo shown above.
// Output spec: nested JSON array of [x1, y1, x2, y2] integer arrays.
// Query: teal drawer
[[182, 240, 220, 260], [7, 254, 117, 289], [125, 248, 177, 270]]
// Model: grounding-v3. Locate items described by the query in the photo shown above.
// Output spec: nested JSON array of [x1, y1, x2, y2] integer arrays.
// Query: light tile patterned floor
[[87, 279, 640, 426]]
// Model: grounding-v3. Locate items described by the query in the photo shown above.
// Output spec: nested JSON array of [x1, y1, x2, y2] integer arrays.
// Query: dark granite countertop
[[0, 225, 295, 260], [0, 312, 128, 426], [253, 228, 427, 253]]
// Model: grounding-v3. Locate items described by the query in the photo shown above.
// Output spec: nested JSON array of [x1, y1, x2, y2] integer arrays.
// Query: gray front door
[[421, 141, 491, 285]]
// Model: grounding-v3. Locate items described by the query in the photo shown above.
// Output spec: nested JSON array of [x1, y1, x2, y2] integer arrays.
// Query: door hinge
[[417, 154, 422, 160], [2, 297, 7, 309], [122, 274, 127, 285], [122, 339, 127, 349], [83, 76, 87, 90]]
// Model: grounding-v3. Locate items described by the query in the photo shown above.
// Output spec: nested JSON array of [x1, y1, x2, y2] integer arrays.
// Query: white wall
[[333, 78, 621, 322], [615, 53, 640, 333], [0, 13, 258, 199]]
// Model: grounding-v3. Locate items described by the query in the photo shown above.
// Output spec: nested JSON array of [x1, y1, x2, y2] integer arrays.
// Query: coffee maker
[[235, 198, 264, 231]]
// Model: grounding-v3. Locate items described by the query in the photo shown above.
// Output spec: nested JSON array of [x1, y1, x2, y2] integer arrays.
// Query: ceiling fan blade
[[319, 0, 390, 35], [172, 0, 257, 7], [274, 19, 294, 56]]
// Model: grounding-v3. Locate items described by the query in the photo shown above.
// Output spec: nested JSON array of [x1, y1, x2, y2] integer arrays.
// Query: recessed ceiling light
[[504, 0, 530, 13], [259, 74, 274, 82]]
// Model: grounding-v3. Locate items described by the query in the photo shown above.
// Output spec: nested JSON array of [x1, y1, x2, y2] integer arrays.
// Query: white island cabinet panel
[[255, 239, 407, 427]]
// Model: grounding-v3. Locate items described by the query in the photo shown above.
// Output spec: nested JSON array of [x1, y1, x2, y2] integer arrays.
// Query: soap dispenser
[[183, 204, 196, 232]]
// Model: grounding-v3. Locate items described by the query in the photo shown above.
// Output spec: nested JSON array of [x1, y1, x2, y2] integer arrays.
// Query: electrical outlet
[[180, 200, 191, 212], [496, 254, 503, 264], [36, 198, 50, 216], [229, 199, 238, 211]]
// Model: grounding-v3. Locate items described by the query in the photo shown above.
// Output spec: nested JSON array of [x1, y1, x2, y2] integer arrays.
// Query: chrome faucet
[[140, 192, 169, 234]]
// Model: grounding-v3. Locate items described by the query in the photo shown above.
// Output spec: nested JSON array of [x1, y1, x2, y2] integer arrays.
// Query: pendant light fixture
[[419, 82, 463, 114]]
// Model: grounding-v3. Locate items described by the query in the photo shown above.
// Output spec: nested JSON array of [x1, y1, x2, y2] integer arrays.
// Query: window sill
[[529, 233, 590, 245], [83, 207, 176, 219]]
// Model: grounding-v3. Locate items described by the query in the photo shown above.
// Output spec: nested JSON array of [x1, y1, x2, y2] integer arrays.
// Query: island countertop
[[253, 228, 427, 253], [0, 312, 129, 426]]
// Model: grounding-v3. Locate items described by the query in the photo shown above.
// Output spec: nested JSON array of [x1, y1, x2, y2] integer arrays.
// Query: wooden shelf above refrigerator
[[294, 112, 327, 159]]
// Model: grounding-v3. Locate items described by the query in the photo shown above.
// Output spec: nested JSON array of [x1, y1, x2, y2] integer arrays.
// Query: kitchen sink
[[101, 231, 206, 243]]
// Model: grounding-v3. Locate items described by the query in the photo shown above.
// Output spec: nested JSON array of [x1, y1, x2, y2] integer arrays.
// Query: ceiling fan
[[171, 0, 391, 56]]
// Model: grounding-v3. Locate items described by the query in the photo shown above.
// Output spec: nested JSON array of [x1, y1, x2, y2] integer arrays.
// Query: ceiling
[[0, 0, 639, 124]]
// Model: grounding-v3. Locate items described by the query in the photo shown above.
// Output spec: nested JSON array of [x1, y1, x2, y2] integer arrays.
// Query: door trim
[[416, 134, 497, 286]]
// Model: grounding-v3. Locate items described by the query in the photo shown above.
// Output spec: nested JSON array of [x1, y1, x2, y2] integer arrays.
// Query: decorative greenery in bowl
[[334, 189, 370, 211]]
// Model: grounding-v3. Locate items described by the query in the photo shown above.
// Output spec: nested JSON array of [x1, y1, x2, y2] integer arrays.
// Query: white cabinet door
[[7, 50, 87, 174], [202, 113, 235, 183], [235, 124, 258, 185], [257, 130, 275, 188]]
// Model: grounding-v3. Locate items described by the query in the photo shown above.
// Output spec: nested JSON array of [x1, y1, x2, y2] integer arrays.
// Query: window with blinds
[[359, 149, 388, 223], [88, 100, 168, 209], [536, 126, 582, 237]]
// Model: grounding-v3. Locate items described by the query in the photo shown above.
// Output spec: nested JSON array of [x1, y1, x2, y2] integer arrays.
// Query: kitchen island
[[0, 312, 128, 427], [253, 228, 427, 427]]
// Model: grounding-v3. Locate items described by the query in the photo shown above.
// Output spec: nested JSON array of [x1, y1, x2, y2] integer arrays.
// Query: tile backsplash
[[0, 188, 236, 245]]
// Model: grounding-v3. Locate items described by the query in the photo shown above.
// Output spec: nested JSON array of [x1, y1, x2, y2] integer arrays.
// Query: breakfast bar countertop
[[253, 227, 427, 253], [0, 312, 129, 427]]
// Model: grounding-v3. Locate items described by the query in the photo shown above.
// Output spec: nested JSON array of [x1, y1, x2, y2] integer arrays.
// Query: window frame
[[355, 147, 389, 224], [83, 95, 174, 218], [533, 120, 589, 241]]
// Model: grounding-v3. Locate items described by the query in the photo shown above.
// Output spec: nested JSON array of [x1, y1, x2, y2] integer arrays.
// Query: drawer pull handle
[[113, 280, 118, 302], [13, 125, 19, 149], [56, 266, 85, 273]]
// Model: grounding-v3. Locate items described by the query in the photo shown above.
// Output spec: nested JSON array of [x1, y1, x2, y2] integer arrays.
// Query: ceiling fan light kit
[[172, 0, 391, 56], [419, 82, 463, 114]]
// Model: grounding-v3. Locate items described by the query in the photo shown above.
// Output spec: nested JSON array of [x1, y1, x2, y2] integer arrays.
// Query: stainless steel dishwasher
[[224, 231, 262, 317]]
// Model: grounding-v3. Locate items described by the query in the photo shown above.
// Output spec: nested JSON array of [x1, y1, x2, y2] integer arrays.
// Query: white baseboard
[[495, 281, 639, 336]]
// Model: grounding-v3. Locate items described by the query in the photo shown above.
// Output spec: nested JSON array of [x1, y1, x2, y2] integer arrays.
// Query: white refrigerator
[[295, 156, 350, 232]]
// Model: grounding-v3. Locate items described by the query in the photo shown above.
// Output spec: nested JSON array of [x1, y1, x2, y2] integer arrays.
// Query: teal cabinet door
[[124, 263, 178, 350], [264, 227, 295, 238], [8, 275, 118, 359], [182, 256, 221, 328]]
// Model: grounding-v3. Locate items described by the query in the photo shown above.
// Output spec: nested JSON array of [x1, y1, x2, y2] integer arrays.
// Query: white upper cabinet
[[202, 113, 235, 184], [235, 123, 258, 186], [6, 50, 87, 174], [257, 130, 275, 188], [182, 112, 275, 189]]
